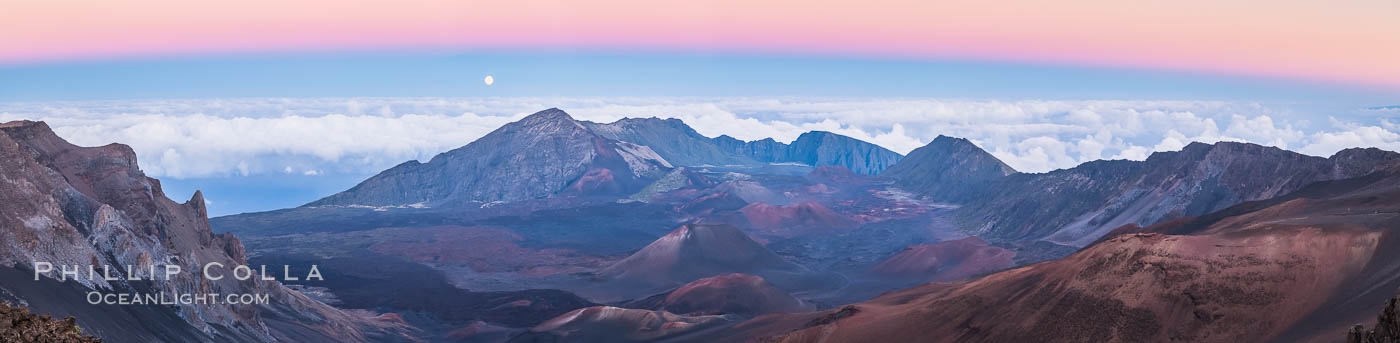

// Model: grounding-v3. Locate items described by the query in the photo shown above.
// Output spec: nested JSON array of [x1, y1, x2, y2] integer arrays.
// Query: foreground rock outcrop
[[0, 303, 100, 343], [1349, 294, 1400, 343]]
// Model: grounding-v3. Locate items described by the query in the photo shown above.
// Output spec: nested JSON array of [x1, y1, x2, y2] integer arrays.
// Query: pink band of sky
[[4, 0, 1398, 90]]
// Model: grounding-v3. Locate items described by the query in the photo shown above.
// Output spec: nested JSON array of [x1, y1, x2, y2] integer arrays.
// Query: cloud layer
[[2, 97, 1396, 178]]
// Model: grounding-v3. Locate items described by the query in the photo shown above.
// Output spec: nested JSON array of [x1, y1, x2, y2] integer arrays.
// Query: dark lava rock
[[1349, 294, 1400, 343], [0, 303, 101, 343]]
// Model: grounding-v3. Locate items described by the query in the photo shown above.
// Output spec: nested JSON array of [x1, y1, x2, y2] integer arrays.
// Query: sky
[[1, 1, 1397, 216], [5, 0, 1400, 89]]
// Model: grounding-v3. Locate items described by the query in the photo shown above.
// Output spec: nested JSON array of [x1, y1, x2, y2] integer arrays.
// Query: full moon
[[483, 75, 494, 86]]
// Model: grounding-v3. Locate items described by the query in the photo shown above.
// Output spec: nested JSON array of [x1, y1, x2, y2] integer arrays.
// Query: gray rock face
[[583, 117, 753, 168], [713, 131, 904, 175], [588, 118, 903, 175], [880, 135, 1016, 201], [713, 136, 786, 164], [0, 121, 401, 342], [307, 108, 673, 207], [948, 141, 1400, 245], [882, 136, 1399, 245]]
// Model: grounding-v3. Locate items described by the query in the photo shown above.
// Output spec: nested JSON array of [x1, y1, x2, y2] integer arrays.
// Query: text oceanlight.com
[[32, 262, 324, 306], [87, 292, 271, 305]]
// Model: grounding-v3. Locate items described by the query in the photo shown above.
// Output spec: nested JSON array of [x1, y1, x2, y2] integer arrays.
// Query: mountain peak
[[0, 120, 70, 150], [882, 135, 1015, 201], [530, 107, 571, 118], [519, 108, 578, 125], [307, 107, 669, 207], [0, 119, 47, 129]]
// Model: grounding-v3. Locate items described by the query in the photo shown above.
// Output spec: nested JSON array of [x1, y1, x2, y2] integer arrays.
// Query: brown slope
[[622, 273, 811, 317], [700, 201, 860, 239], [510, 306, 730, 343], [735, 170, 1400, 343], [868, 236, 1015, 283]]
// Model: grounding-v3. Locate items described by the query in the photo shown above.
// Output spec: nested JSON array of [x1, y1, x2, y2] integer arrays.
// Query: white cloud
[[0, 97, 1394, 176], [1300, 119, 1400, 156]]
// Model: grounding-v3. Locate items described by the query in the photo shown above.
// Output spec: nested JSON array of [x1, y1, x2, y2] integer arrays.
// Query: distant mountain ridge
[[308, 109, 903, 207], [307, 108, 674, 207], [582, 117, 754, 168], [713, 131, 903, 175], [588, 117, 903, 174], [879, 135, 1016, 201], [882, 137, 1400, 245]]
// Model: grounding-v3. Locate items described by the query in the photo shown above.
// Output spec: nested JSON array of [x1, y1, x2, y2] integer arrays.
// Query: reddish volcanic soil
[[595, 224, 811, 292], [444, 320, 518, 342], [704, 201, 860, 238], [868, 236, 1015, 283], [565, 167, 621, 195], [732, 172, 1400, 343], [515, 306, 729, 342], [625, 273, 810, 316], [762, 230, 1380, 342]]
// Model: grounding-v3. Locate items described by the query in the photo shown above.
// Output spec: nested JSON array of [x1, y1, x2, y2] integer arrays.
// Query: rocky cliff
[[0, 120, 405, 342], [713, 131, 903, 175]]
